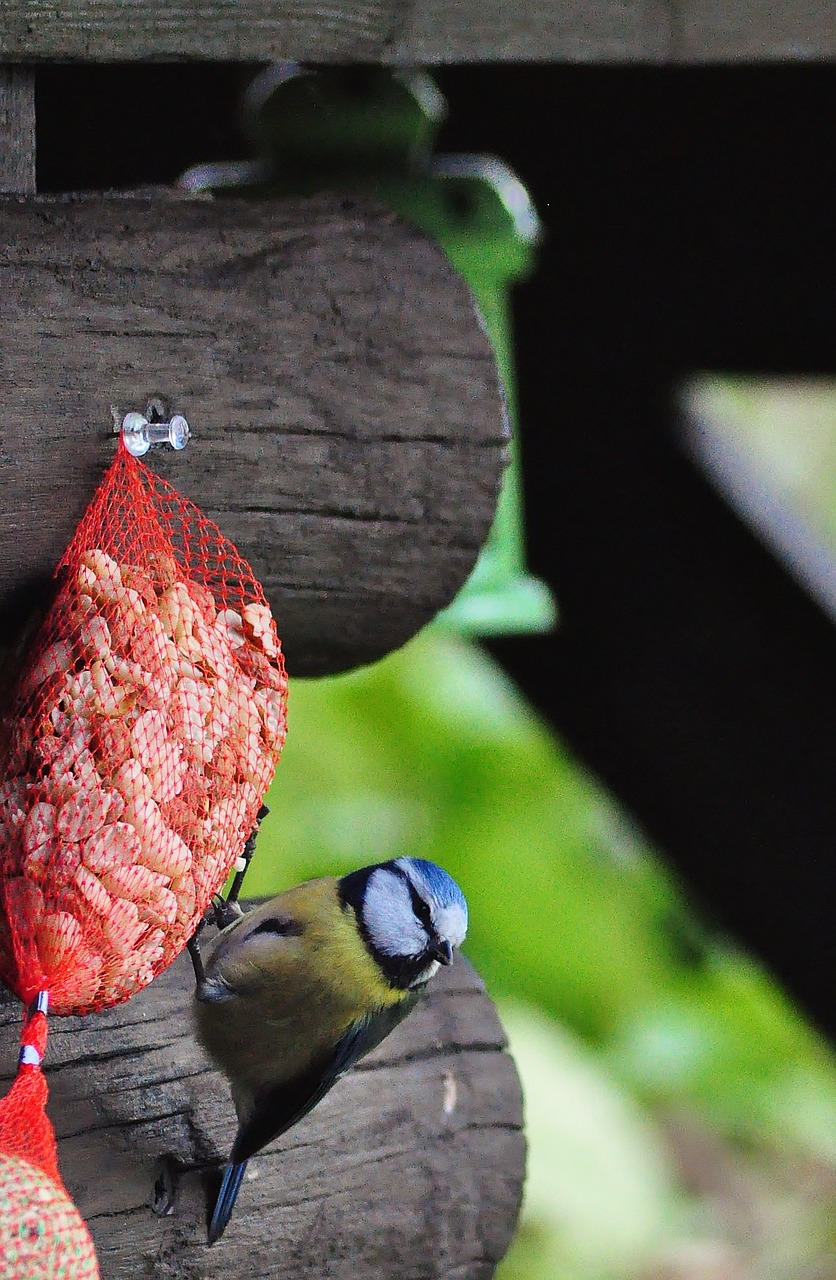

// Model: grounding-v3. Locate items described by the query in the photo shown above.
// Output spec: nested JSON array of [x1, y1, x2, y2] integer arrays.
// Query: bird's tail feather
[[208, 1159, 248, 1244]]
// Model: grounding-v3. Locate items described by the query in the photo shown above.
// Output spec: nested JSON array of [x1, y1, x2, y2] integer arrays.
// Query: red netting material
[[0, 1011, 100, 1278], [0, 1013, 59, 1186], [0, 441, 288, 1014]]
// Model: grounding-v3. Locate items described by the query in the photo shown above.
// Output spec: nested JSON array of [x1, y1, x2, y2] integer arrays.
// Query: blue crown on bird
[[339, 856, 468, 990]]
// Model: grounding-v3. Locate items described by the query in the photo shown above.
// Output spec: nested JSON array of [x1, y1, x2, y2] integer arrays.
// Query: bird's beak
[[431, 939, 454, 966]]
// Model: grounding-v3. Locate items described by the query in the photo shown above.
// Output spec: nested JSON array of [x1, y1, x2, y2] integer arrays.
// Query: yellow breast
[[195, 877, 405, 1098]]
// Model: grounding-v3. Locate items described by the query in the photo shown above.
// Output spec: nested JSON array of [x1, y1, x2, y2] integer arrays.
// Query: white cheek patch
[[363, 869, 427, 958], [432, 902, 468, 949]]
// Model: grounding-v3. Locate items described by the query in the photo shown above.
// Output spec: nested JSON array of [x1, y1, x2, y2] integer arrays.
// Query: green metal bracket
[[181, 65, 556, 636]]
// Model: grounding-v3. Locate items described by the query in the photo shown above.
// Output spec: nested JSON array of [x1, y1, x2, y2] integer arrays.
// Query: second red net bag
[[0, 1007, 101, 1279], [0, 439, 288, 1014]]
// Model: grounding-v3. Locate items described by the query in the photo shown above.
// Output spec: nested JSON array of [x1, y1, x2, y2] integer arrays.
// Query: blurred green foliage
[[244, 630, 836, 1279]]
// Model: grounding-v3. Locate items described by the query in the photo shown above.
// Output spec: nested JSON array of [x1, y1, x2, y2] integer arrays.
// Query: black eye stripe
[[249, 915, 304, 939], [405, 879, 433, 933]]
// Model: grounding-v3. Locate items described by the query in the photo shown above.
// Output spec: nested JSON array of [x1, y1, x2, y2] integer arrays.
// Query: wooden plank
[[0, 954, 525, 1279], [670, 0, 836, 59], [0, 192, 506, 676], [0, 66, 35, 193], [1, 0, 835, 61], [0, 0, 403, 61], [395, 0, 671, 62]]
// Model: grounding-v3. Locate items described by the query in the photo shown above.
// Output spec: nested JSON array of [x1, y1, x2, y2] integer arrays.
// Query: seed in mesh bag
[[135, 886, 179, 928], [255, 686, 286, 745], [170, 869, 197, 925], [55, 786, 116, 843], [192, 846, 235, 908], [98, 895, 145, 952], [110, 758, 155, 805], [20, 639, 73, 696], [73, 864, 112, 915], [236, 642, 287, 692], [35, 911, 85, 975], [89, 659, 134, 718], [107, 655, 166, 710], [146, 740, 187, 807], [186, 580, 217, 626], [105, 594, 144, 655], [79, 548, 123, 599], [237, 778, 264, 817], [0, 715, 26, 773], [100, 924, 165, 1004], [98, 860, 170, 906], [202, 691, 234, 766], [157, 581, 196, 645], [121, 564, 158, 606], [129, 612, 178, 676], [206, 737, 239, 790], [130, 708, 168, 759], [145, 551, 179, 592], [78, 552, 150, 634], [238, 735, 275, 794], [242, 602, 281, 659], [208, 793, 249, 845], [137, 926, 166, 964], [35, 718, 91, 766], [90, 716, 133, 769], [132, 814, 192, 880], [122, 788, 162, 838], [0, 875, 44, 973], [192, 612, 236, 680], [95, 585, 147, 649], [76, 615, 112, 664], [21, 801, 56, 884], [160, 781, 210, 839], [170, 677, 211, 748], [82, 821, 144, 873], [3, 877, 45, 928], [48, 938, 104, 1012], [0, 780, 29, 838], [228, 678, 259, 740], [215, 609, 245, 649]]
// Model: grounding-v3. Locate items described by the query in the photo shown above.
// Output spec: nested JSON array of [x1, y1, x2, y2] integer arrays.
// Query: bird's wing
[[230, 994, 419, 1164]]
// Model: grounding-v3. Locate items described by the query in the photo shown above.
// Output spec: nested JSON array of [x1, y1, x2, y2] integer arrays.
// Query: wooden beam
[[0, 66, 35, 194], [1, 0, 835, 62], [0, 192, 506, 676], [0, 955, 525, 1279]]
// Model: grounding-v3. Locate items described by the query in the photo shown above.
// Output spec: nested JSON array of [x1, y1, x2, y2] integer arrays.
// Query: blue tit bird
[[192, 856, 468, 1244]]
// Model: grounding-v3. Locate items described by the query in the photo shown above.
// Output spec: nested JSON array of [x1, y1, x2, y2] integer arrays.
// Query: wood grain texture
[[0, 955, 524, 1280], [0, 66, 35, 194], [2, 0, 835, 61], [668, 0, 836, 59], [0, 1, 406, 62], [0, 192, 506, 675], [394, 0, 671, 62]]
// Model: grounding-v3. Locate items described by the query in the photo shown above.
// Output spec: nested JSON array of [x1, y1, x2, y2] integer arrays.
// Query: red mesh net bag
[[0, 438, 288, 1015], [0, 1006, 100, 1278]]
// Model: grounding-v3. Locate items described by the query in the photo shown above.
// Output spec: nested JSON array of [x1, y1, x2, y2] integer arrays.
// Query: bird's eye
[[406, 881, 433, 935]]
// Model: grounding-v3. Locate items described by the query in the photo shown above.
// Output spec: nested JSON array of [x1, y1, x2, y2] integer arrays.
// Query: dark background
[[36, 64, 835, 1038]]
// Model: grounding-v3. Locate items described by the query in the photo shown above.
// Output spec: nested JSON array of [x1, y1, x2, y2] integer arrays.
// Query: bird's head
[[339, 857, 468, 990]]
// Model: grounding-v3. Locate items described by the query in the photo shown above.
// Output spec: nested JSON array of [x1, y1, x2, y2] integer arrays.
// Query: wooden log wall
[[0, 952, 525, 1279], [0, 192, 506, 675]]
